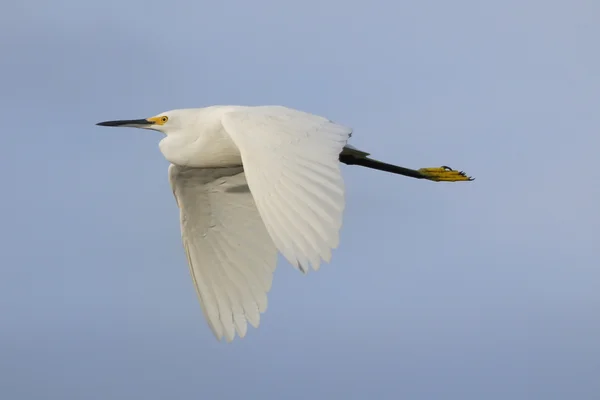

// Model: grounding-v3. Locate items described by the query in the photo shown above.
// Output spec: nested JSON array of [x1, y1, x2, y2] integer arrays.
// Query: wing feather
[[169, 164, 277, 341], [222, 106, 352, 273]]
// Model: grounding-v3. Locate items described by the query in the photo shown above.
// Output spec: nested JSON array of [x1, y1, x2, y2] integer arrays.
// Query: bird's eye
[[161, 116, 169, 123]]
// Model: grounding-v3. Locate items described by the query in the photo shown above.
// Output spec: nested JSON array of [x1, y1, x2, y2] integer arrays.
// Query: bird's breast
[[159, 126, 242, 168]]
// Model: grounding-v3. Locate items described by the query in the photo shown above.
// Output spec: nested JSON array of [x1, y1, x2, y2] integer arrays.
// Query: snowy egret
[[97, 105, 473, 342]]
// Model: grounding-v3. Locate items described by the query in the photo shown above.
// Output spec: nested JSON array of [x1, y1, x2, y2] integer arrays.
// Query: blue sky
[[1, 0, 599, 399]]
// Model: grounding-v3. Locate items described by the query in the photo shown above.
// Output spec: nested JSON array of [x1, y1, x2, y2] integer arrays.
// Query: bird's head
[[96, 109, 194, 134]]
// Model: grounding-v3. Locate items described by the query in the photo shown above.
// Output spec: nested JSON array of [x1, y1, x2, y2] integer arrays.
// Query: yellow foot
[[418, 166, 474, 182]]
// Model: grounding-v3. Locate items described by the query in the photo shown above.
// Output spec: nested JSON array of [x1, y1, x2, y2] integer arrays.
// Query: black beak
[[96, 119, 153, 127]]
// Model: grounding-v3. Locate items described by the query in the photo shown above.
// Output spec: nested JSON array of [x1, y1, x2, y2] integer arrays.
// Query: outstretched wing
[[169, 164, 277, 342], [222, 106, 352, 273]]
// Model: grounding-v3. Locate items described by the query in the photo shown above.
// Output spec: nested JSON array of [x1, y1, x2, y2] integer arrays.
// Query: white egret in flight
[[97, 105, 473, 342]]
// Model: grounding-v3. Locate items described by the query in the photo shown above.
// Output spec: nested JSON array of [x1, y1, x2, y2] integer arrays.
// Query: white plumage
[[97, 105, 472, 342]]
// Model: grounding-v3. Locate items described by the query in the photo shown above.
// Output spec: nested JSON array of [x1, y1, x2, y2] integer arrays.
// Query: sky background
[[1, 0, 599, 399]]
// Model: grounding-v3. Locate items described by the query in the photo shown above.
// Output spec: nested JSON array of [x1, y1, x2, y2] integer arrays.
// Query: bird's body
[[97, 105, 472, 342], [158, 106, 243, 168]]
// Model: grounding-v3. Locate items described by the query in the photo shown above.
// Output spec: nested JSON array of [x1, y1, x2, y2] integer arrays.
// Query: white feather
[[222, 106, 352, 273], [169, 165, 277, 342], [102, 105, 354, 341]]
